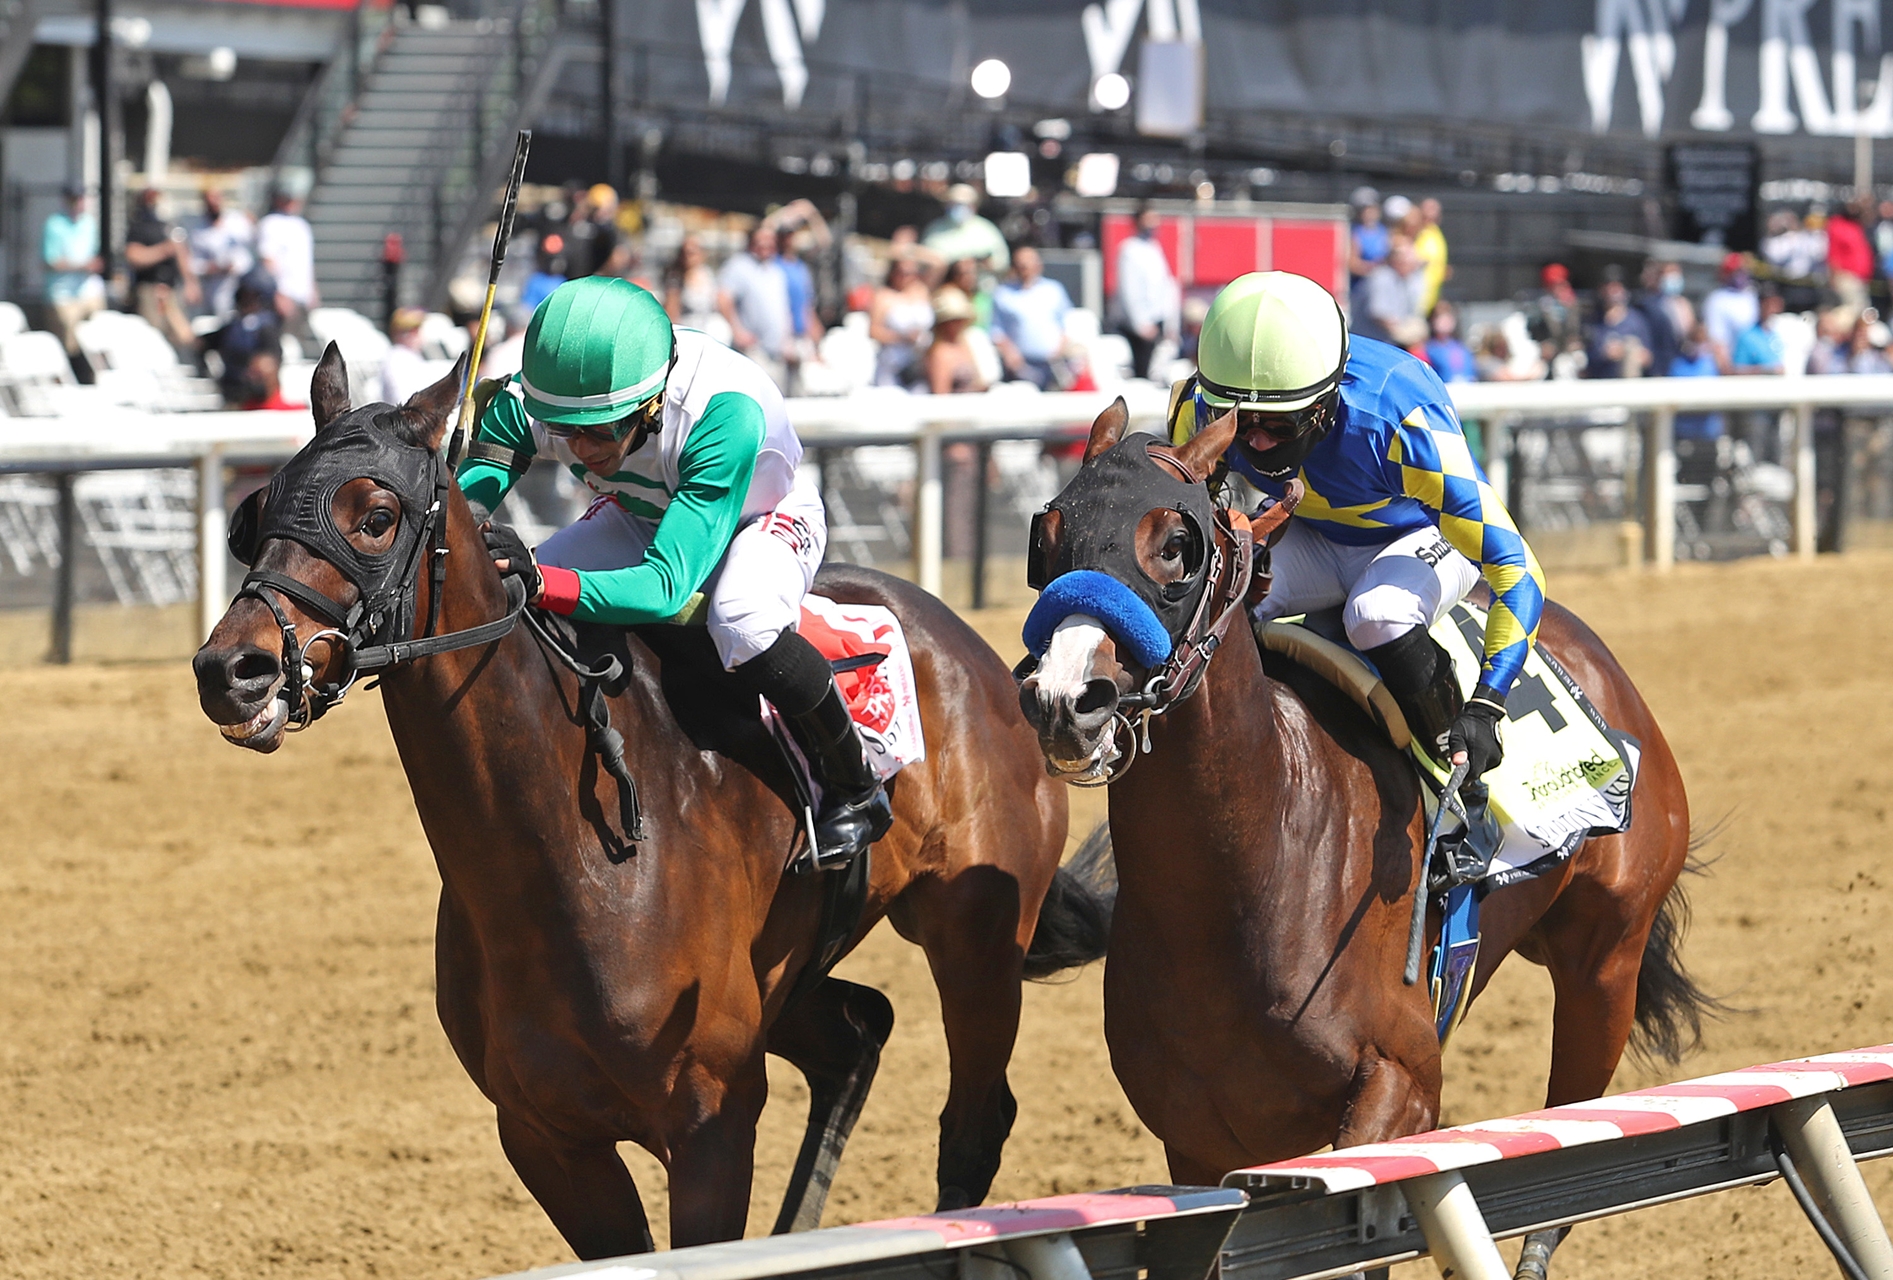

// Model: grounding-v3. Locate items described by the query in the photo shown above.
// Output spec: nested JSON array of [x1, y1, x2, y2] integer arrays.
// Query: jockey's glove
[[481, 520, 543, 603], [1448, 687, 1507, 782], [470, 376, 511, 428]]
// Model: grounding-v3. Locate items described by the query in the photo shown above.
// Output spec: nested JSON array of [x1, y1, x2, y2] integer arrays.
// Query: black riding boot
[[1363, 627, 1462, 765], [733, 629, 893, 869], [1365, 626, 1500, 881]]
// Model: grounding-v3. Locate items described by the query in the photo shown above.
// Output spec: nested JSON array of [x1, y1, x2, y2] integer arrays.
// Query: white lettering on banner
[[1691, 0, 1753, 130], [1080, 0, 1200, 98], [693, 0, 826, 108], [1753, 0, 1834, 133], [1582, 0, 1683, 138]]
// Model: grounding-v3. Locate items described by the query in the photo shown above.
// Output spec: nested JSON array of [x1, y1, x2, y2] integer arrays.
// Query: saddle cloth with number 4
[[1261, 600, 1639, 889]]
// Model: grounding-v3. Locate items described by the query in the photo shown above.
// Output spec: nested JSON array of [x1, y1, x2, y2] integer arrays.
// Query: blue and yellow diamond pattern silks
[[1168, 334, 1546, 697]]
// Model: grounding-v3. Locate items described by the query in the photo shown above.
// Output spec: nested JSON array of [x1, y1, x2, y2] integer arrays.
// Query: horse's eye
[[1163, 532, 1189, 561], [362, 508, 396, 537]]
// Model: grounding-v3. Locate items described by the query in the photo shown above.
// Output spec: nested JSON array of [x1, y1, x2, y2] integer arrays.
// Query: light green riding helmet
[[1195, 271, 1349, 412], [520, 277, 675, 427]]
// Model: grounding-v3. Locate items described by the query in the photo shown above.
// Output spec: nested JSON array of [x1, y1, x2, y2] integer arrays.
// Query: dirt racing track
[[3, 551, 1892, 1280]]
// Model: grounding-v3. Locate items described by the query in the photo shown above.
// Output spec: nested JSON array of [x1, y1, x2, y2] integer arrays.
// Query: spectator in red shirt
[[1826, 197, 1874, 311]]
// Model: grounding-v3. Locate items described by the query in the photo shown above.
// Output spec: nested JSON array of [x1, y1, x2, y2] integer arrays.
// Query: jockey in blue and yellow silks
[[1168, 271, 1547, 790]]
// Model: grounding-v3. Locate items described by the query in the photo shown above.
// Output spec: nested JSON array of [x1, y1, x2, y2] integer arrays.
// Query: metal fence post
[[1647, 406, 1675, 570], [1793, 401, 1818, 559], [916, 421, 943, 597], [49, 472, 76, 664], [197, 449, 227, 643], [1401, 1169, 1510, 1280], [970, 439, 992, 610], [1775, 1095, 1893, 1278]]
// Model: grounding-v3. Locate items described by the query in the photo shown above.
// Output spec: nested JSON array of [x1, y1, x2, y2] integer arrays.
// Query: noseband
[[230, 415, 528, 728]]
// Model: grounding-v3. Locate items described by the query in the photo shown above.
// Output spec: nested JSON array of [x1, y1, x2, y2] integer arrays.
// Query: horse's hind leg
[[903, 867, 1030, 1211], [1535, 836, 1667, 1107], [496, 1109, 655, 1260], [764, 976, 896, 1233]]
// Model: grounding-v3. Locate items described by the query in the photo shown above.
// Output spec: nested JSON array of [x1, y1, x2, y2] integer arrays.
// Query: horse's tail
[[1630, 854, 1728, 1064], [1023, 824, 1117, 981]]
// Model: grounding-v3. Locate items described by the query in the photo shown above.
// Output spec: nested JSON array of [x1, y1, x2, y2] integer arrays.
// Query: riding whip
[[1404, 759, 1468, 986], [447, 128, 533, 470]]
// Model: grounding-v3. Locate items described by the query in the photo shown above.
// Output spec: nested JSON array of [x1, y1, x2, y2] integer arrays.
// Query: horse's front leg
[[495, 1108, 655, 1260], [665, 1055, 768, 1248], [1333, 1049, 1438, 1148]]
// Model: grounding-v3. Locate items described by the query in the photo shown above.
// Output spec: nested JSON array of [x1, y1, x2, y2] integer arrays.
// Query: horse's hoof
[[935, 1186, 973, 1212]]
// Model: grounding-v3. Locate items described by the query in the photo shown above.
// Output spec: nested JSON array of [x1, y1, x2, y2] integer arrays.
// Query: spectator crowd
[[34, 172, 1893, 422], [40, 181, 317, 409]]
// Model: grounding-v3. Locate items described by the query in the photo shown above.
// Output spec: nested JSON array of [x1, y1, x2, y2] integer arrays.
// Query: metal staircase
[[275, 0, 569, 321]]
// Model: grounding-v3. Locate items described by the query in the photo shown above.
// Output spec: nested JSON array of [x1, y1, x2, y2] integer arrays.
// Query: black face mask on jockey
[[227, 413, 446, 648], [1029, 432, 1216, 643], [1230, 389, 1338, 482]]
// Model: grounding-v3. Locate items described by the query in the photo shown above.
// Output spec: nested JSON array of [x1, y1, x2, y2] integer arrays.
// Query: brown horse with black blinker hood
[[1017, 400, 1712, 1280], [192, 346, 1101, 1260]]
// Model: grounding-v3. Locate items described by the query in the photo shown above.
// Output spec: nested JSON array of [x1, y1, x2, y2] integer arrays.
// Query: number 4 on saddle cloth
[[1258, 600, 1640, 1046]]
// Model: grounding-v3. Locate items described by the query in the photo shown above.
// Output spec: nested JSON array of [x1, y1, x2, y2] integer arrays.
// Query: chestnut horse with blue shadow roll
[[1017, 400, 1712, 1279], [191, 347, 1105, 1260]]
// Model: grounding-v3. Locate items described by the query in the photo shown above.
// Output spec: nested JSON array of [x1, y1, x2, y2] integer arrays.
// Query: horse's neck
[[374, 493, 623, 897], [1109, 632, 1292, 889]]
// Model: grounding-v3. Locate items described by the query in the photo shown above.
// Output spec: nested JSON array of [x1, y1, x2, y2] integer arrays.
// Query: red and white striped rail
[[1232, 1045, 1893, 1192], [495, 1044, 1893, 1280], [1225, 1045, 1893, 1280]]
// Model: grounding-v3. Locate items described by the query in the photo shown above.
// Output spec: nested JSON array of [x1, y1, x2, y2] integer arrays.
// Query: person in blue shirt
[[991, 246, 1072, 389], [1668, 321, 1725, 443], [1731, 285, 1787, 375], [1168, 271, 1546, 795], [1421, 301, 1477, 383], [43, 185, 104, 357]]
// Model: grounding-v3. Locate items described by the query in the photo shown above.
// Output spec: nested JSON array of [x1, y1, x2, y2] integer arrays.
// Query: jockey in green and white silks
[[458, 277, 891, 866], [1167, 271, 1548, 793]]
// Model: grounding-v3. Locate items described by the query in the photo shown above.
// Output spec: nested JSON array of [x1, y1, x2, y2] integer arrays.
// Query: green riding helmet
[[519, 277, 676, 427], [1195, 271, 1349, 412]]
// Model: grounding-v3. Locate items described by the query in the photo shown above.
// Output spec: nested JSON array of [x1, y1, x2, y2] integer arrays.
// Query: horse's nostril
[[228, 647, 281, 688], [1074, 678, 1119, 720]]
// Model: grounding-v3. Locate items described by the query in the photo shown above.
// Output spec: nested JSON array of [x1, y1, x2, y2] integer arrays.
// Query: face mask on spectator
[[1662, 272, 1684, 296], [948, 204, 972, 224]]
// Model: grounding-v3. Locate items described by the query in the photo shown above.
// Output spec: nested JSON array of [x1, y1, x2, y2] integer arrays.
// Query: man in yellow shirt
[[1414, 197, 1450, 314]]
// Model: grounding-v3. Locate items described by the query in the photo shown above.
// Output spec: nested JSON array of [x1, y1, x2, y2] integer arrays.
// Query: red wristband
[[537, 564, 581, 615]]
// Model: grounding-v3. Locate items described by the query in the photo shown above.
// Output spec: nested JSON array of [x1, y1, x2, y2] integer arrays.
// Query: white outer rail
[[2, 374, 1892, 647]]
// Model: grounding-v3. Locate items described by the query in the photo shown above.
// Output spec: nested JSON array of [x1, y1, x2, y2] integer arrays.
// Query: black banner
[[631, 0, 1893, 145]]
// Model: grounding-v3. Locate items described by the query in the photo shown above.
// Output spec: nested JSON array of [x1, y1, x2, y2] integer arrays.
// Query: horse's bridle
[[1033, 450, 1298, 787], [233, 446, 527, 730]]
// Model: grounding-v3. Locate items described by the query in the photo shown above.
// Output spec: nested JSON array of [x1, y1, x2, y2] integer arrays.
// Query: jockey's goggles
[[1194, 386, 1338, 443], [540, 360, 671, 445]]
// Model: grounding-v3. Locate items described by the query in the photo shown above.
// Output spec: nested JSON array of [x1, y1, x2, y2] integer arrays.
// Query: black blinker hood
[[1036, 432, 1217, 642], [232, 410, 444, 644]]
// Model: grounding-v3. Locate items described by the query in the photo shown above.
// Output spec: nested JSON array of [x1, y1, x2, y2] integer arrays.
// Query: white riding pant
[[536, 472, 828, 670], [1253, 519, 1481, 651]]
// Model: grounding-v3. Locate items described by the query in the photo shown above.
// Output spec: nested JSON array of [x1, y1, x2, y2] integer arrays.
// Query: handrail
[[271, 2, 398, 186], [423, 0, 569, 307]]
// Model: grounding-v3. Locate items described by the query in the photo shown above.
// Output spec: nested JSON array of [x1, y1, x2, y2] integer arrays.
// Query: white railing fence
[[3, 375, 1893, 658]]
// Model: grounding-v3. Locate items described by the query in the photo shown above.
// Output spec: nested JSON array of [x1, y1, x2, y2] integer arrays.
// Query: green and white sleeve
[[535, 391, 763, 624], [455, 379, 538, 515]]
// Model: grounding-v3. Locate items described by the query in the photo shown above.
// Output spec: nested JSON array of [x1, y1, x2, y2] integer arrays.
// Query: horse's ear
[[310, 342, 351, 430], [397, 352, 469, 452], [1084, 396, 1128, 463], [1175, 407, 1236, 483]]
